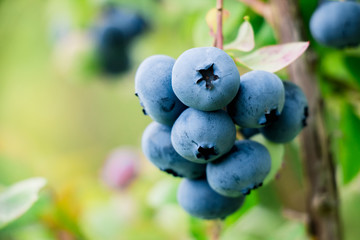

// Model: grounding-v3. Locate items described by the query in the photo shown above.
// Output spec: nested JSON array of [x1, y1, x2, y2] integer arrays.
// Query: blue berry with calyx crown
[[177, 178, 245, 219], [227, 70, 285, 128], [142, 122, 206, 179], [172, 47, 240, 111], [135, 55, 187, 126], [260, 81, 308, 143], [310, 1, 360, 48], [207, 140, 271, 197], [171, 108, 236, 164]]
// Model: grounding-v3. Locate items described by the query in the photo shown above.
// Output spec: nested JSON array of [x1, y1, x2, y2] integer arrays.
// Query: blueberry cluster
[[94, 5, 147, 75], [310, 1, 360, 48], [135, 47, 308, 219]]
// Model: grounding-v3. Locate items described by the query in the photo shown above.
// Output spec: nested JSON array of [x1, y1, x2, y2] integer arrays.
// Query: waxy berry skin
[[228, 70, 285, 128], [310, 1, 360, 48], [135, 55, 187, 126], [95, 6, 148, 74], [207, 140, 271, 197], [142, 122, 206, 179], [172, 47, 240, 111], [171, 108, 236, 164], [260, 81, 308, 143], [177, 178, 245, 220]]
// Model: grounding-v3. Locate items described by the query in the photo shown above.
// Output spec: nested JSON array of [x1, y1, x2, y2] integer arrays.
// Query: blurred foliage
[[0, 0, 359, 239]]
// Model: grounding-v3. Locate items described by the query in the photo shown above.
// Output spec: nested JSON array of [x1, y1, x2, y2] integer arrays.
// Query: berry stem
[[214, 0, 224, 49], [210, 220, 223, 240]]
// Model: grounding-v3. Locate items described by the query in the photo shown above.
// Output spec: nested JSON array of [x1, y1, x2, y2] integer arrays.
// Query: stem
[[210, 220, 223, 240], [214, 0, 224, 49], [269, 0, 342, 239]]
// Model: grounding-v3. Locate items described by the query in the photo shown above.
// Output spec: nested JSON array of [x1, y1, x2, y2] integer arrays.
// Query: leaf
[[222, 206, 285, 240], [224, 190, 259, 227], [189, 216, 208, 240], [147, 179, 178, 209], [224, 17, 255, 52], [344, 55, 360, 86], [205, 8, 230, 33], [251, 134, 285, 185], [0, 177, 47, 229], [234, 42, 310, 72], [339, 102, 360, 184]]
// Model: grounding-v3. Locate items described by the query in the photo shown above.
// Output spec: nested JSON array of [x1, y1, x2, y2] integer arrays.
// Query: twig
[[215, 0, 224, 49], [269, 0, 342, 239], [210, 220, 223, 240]]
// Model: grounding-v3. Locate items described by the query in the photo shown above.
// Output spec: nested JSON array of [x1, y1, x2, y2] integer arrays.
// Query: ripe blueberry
[[227, 70, 285, 128], [177, 178, 245, 219], [135, 55, 187, 126], [95, 6, 148, 74], [142, 122, 206, 179], [240, 128, 260, 139], [310, 1, 360, 48], [171, 108, 236, 163], [260, 81, 308, 143], [207, 140, 271, 197], [172, 47, 240, 111]]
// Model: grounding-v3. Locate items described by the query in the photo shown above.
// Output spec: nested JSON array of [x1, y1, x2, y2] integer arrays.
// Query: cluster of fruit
[[135, 47, 308, 219], [94, 5, 147, 75], [310, 1, 360, 48]]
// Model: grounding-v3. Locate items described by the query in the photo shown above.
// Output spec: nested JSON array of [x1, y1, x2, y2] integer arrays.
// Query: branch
[[210, 220, 223, 240], [269, 0, 341, 239], [237, 0, 273, 25], [214, 0, 224, 49]]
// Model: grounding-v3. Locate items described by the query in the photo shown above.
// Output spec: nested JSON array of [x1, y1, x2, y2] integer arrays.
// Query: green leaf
[[189, 216, 207, 240], [146, 179, 178, 209], [233, 42, 309, 72], [339, 103, 360, 184], [224, 17, 255, 52], [344, 55, 360, 86], [341, 174, 360, 240], [224, 191, 259, 227], [0, 177, 47, 229], [251, 134, 285, 185], [222, 206, 285, 240], [268, 222, 307, 240]]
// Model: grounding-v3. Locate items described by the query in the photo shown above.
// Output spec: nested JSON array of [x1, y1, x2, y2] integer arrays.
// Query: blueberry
[[171, 108, 236, 163], [172, 47, 240, 111], [240, 128, 260, 139], [227, 70, 285, 128], [142, 122, 206, 179], [135, 55, 187, 126], [177, 178, 245, 219], [310, 1, 360, 48], [96, 25, 131, 75], [207, 140, 271, 197], [98, 5, 147, 40], [260, 81, 308, 143], [95, 6, 148, 75]]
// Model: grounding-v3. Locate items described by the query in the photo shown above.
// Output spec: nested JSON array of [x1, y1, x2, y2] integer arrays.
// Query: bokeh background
[[0, 0, 360, 239]]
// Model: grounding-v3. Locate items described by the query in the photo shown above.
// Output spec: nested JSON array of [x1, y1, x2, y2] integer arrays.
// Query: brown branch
[[269, 0, 341, 239], [213, 0, 224, 49], [210, 220, 223, 240], [237, 0, 273, 25]]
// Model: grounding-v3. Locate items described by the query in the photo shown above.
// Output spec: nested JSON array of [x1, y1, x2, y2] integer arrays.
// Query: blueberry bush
[[0, 0, 360, 239]]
